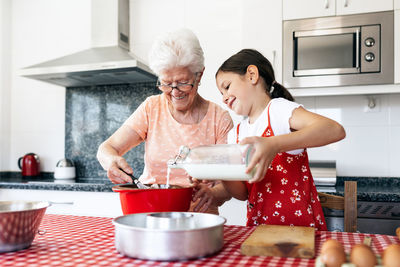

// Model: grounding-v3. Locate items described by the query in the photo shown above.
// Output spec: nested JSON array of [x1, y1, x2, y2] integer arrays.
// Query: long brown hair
[[216, 49, 294, 101]]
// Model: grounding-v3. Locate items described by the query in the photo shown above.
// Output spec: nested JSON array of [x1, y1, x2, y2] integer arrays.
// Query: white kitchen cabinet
[[283, 0, 393, 20], [283, 0, 335, 20], [241, 0, 283, 82], [336, 0, 393, 15], [0, 189, 122, 217], [396, 9, 400, 84], [219, 198, 247, 226], [0, 188, 247, 224]]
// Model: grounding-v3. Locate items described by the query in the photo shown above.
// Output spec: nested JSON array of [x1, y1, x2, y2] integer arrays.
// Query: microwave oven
[[283, 11, 394, 89]]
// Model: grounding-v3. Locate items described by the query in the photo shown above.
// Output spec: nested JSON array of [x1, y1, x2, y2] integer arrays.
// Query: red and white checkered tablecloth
[[0, 214, 399, 267]]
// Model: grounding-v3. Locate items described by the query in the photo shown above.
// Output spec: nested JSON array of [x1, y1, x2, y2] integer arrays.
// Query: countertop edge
[[1, 175, 400, 202], [0, 181, 114, 192]]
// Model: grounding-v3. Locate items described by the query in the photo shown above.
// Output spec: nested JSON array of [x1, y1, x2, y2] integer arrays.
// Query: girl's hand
[[240, 136, 279, 183], [106, 156, 133, 184]]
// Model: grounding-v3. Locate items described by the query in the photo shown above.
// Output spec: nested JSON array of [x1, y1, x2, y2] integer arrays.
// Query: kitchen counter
[[0, 214, 398, 267], [1, 172, 399, 202], [317, 177, 400, 202], [0, 172, 114, 192]]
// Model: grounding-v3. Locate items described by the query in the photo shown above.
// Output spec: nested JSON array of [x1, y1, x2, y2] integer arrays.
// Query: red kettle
[[18, 153, 40, 176]]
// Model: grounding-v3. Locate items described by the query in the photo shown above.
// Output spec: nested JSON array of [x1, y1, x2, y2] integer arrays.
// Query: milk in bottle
[[167, 144, 255, 181]]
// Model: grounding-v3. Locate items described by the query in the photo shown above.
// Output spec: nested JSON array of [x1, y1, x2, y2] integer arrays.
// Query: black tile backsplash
[[65, 82, 159, 181]]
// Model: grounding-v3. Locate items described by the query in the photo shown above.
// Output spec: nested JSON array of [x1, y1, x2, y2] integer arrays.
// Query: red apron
[[237, 104, 327, 230]]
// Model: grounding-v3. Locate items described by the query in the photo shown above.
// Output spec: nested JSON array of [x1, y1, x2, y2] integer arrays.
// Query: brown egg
[[382, 244, 400, 267], [321, 247, 346, 267], [321, 239, 344, 254], [350, 244, 377, 267]]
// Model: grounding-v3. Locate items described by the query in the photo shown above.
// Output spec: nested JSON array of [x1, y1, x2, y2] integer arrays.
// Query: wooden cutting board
[[241, 225, 315, 259]]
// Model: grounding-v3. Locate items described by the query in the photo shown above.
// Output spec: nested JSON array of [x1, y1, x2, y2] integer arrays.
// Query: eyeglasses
[[157, 73, 200, 93]]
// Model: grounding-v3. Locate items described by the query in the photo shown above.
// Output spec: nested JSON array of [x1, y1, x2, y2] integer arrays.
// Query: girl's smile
[[227, 96, 236, 110], [216, 68, 270, 123], [216, 71, 250, 116]]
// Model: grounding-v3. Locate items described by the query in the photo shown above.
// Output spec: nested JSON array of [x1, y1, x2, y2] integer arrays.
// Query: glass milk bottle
[[167, 144, 255, 181]]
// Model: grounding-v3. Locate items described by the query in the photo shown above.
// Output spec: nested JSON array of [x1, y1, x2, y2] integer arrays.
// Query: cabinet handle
[[344, 0, 349, 7], [272, 50, 277, 69], [49, 201, 74, 205], [391, 211, 400, 218], [324, 0, 329, 9]]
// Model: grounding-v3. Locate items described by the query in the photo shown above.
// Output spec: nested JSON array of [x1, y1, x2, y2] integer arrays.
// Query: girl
[[215, 49, 345, 230]]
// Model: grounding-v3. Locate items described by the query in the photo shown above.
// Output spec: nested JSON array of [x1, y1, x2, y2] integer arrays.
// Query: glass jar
[[167, 144, 255, 181]]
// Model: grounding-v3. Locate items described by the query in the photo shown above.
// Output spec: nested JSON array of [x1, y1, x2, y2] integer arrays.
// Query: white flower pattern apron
[[237, 104, 327, 230]]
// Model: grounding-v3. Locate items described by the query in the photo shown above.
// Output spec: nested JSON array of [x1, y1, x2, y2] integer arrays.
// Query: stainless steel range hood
[[19, 0, 157, 87]]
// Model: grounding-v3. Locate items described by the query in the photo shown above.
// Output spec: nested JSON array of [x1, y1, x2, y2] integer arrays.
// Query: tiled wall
[[296, 94, 400, 177], [65, 86, 400, 180], [65, 82, 159, 180]]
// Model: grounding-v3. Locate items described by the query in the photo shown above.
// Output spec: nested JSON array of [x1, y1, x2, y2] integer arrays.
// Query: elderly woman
[[97, 28, 233, 213]]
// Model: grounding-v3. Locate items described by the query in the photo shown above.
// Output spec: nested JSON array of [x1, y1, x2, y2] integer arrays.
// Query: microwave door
[[293, 27, 360, 77]]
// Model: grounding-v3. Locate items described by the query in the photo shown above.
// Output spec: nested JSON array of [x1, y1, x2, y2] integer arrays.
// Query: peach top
[[124, 94, 233, 187]]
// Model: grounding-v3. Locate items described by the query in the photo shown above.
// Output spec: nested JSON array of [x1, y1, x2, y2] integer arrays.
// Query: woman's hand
[[106, 156, 134, 184], [240, 136, 279, 183], [97, 125, 143, 184], [191, 181, 232, 212], [192, 182, 214, 212]]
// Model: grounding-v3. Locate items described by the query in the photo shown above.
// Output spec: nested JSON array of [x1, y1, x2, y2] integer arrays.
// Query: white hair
[[148, 28, 205, 76]]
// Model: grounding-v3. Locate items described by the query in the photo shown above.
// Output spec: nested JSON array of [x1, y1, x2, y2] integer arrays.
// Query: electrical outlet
[[363, 97, 380, 113]]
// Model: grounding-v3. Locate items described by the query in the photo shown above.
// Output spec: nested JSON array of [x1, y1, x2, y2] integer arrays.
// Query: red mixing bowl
[[112, 185, 194, 215]]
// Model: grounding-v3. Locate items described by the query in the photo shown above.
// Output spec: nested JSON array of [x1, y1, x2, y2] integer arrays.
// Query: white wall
[[297, 94, 400, 177], [7, 0, 91, 172], [0, 1, 12, 170], [2, 0, 400, 178], [130, 0, 244, 122]]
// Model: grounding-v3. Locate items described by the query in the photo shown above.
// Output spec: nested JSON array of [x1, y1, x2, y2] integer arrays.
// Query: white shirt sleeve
[[269, 98, 304, 155], [269, 98, 302, 136], [227, 125, 237, 144], [228, 98, 304, 154]]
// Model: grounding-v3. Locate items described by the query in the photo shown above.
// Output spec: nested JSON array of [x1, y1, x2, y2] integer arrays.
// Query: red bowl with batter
[[112, 185, 194, 215]]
